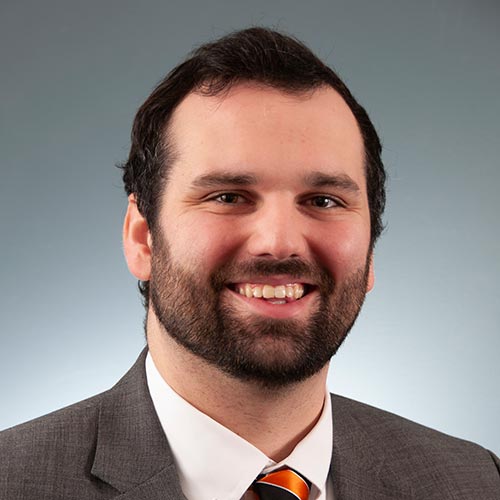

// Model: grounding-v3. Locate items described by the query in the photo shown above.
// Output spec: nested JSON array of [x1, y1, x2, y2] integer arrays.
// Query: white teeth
[[235, 283, 306, 301], [294, 284, 304, 299]]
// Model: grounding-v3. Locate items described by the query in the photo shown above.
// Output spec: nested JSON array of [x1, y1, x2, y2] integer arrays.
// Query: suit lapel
[[91, 348, 187, 500], [329, 394, 413, 500], [113, 466, 185, 500]]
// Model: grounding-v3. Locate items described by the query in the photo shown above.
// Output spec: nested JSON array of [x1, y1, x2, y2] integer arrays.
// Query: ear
[[123, 194, 152, 281], [366, 253, 375, 292]]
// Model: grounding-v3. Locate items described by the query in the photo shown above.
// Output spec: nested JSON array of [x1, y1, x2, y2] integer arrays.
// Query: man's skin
[[123, 82, 374, 462]]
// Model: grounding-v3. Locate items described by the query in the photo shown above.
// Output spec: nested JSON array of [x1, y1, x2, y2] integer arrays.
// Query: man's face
[[148, 84, 374, 387]]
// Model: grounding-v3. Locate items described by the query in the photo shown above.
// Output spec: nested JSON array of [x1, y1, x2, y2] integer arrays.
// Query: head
[[120, 27, 386, 310]]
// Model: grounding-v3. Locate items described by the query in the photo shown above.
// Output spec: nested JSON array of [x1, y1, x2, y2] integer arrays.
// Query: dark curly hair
[[119, 27, 386, 308]]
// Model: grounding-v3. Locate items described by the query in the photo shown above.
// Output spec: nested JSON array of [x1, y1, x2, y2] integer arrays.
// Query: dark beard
[[149, 236, 370, 389]]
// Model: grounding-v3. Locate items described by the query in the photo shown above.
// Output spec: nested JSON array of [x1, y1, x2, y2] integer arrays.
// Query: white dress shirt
[[146, 353, 333, 500]]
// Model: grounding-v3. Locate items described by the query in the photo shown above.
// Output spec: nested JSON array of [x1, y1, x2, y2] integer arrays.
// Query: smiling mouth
[[227, 283, 314, 304]]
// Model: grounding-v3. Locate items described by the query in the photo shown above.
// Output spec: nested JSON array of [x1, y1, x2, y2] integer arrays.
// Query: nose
[[245, 202, 308, 260]]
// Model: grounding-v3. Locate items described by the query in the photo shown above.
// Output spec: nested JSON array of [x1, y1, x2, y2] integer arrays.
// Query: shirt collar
[[267, 390, 332, 499], [146, 352, 332, 500]]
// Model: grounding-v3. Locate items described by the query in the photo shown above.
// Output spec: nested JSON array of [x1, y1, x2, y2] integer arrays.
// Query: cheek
[[311, 223, 371, 276], [167, 216, 243, 266]]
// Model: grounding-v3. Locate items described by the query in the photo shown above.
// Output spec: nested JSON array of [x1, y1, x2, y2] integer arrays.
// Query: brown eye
[[310, 196, 337, 208], [216, 193, 243, 204]]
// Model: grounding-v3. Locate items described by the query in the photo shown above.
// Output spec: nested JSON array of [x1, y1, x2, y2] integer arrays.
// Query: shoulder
[[0, 391, 115, 499], [330, 393, 500, 495], [0, 389, 105, 451], [0, 349, 151, 499], [330, 392, 494, 456]]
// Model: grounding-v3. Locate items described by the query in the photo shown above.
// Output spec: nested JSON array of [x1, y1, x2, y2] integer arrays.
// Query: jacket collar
[[91, 348, 186, 499], [329, 393, 413, 499]]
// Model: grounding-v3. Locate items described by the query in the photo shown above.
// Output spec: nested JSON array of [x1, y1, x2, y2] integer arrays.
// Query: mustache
[[210, 257, 335, 294]]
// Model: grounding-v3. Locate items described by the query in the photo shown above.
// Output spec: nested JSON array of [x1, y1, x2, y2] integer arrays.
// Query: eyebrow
[[190, 170, 361, 192], [191, 172, 258, 188], [304, 171, 361, 193]]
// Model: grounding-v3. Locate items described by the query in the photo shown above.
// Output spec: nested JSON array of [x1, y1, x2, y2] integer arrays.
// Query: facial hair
[[149, 232, 370, 389]]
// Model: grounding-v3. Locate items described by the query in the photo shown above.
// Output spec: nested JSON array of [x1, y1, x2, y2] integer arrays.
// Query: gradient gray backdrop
[[1, 0, 499, 454]]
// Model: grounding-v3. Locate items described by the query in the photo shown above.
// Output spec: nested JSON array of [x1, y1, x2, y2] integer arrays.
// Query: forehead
[[166, 83, 365, 189]]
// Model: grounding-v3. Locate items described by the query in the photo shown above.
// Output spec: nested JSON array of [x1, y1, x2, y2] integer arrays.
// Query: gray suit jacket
[[1, 349, 499, 499]]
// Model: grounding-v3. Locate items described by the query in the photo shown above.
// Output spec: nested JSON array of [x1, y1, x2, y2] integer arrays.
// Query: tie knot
[[252, 468, 311, 500]]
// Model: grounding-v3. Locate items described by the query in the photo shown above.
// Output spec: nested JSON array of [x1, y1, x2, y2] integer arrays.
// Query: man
[[1, 27, 499, 500]]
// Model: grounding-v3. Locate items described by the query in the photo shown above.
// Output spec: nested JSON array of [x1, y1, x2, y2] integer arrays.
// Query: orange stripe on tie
[[254, 468, 310, 500]]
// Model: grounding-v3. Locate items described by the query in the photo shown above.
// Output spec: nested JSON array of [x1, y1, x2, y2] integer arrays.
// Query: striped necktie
[[251, 468, 311, 500]]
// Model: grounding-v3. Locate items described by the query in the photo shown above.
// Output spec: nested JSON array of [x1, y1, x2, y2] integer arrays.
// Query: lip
[[224, 285, 318, 320]]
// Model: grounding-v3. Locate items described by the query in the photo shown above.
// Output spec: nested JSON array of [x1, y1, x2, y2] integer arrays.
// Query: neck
[[147, 318, 329, 462]]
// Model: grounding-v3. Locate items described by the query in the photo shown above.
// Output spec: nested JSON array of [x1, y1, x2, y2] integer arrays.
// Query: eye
[[213, 192, 246, 204], [307, 195, 340, 209]]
